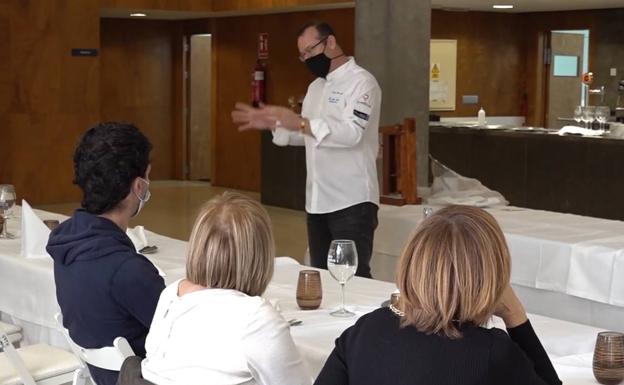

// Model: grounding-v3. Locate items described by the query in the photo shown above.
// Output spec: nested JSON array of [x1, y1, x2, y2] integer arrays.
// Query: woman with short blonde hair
[[396, 205, 510, 338], [315, 205, 561, 385], [143, 192, 311, 385], [185, 192, 274, 297]]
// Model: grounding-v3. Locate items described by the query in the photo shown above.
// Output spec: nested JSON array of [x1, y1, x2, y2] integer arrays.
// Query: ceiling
[[101, 0, 624, 19], [100, 3, 353, 19], [432, 0, 624, 12]]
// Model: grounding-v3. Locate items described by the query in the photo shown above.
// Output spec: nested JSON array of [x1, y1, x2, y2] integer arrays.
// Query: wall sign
[[430, 39, 457, 111], [71, 48, 98, 57], [258, 33, 269, 60]]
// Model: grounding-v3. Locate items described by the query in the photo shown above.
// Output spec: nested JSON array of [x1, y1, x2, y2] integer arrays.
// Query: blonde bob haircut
[[186, 192, 275, 297], [396, 205, 511, 338]]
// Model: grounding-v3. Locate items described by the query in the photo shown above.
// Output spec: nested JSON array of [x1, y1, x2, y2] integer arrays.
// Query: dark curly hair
[[73, 122, 152, 214]]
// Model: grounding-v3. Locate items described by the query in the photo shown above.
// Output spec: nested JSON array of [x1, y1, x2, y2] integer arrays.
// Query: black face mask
[[305, 52, 332, 79]]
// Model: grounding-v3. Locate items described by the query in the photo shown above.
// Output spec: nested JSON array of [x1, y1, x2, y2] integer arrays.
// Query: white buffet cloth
[[376, 204, 624, 308], [0, 207, 607, 384]]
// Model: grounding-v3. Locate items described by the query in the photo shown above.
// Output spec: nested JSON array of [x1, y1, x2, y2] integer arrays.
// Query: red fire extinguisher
[[251, 60, 266, 107]]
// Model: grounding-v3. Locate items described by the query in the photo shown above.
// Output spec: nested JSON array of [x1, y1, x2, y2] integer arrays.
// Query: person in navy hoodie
[[47, 122, 165, 385]]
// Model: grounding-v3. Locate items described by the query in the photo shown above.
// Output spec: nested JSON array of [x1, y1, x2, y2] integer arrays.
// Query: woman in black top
[[314, 205, 562, 385]]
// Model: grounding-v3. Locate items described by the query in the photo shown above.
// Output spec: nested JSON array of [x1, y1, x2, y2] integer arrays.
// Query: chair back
[[54, 313, 135, 372], [380, 117, 420, 205], [0, 325, 37, 385]]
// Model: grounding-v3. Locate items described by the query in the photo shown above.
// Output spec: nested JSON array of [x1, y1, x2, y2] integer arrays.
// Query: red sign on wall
[[258, 33, 269, 60]]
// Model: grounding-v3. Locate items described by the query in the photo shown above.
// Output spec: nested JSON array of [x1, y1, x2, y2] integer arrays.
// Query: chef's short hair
[[298, 21, 335, 39]]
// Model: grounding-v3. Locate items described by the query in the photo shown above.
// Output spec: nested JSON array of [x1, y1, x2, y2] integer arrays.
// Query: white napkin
[[20, 200, 52, 259], [558, 125, 605, 136], [126, 226, 166, 277], [126, 225, 148, 252], [608, 123, 624, 138]]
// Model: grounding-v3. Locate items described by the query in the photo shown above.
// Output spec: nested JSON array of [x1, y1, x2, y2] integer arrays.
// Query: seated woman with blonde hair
[[314, 205, 562, 385], [142, 192, 311, 385]]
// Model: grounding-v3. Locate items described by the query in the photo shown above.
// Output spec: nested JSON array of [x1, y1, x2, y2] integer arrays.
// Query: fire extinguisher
[[252, 60, 266, 107]]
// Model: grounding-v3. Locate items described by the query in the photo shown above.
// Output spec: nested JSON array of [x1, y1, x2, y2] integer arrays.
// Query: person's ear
[[130, 177, 143, 197], [326, 35, 337, 50]]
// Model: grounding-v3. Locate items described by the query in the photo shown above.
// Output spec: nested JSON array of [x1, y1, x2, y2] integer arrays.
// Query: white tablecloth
[[376, 204, 624, 328], [267, 259, 603, 385], [0, 207, 606, 384]]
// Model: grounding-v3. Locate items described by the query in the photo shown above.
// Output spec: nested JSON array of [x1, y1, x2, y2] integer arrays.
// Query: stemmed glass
[[327, 240, 358, 317], [596, 106, 611, 131], [573, 105, 583, 127], [0, 185, 16, 239], [582, 106, 596, 130]]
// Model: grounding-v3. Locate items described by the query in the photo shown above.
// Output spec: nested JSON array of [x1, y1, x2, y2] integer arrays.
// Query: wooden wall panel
[[209, 8, 354, 191], [0, 0, 100, 205], [5, 2, 622, 204], [592, 9, 624, 111], [100, 18, 175, 180], [210, 0, 353, 12], [523, 10, 597, 127], [431, 10, 526, 118], [100, 0, 352, 12], [523, 9, 624, 127]]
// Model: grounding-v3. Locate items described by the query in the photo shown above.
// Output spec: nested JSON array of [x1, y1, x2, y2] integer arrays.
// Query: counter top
[[430, 122, 624, 141]]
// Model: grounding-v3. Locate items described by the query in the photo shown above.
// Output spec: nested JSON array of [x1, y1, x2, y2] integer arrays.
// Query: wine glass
[[573, 105, 583, 127], [0, 185, 16, 239], [327, 240, 358, 317], [596, 106, 611, 131], [582, 106, 596, 130]]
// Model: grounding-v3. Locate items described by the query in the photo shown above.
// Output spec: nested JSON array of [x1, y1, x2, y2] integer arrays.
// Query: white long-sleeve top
[[273, 57, 381, 214], [141, 280, 312, 385]]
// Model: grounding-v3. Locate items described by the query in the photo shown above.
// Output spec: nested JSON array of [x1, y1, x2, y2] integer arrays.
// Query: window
[[553, 55, 579, 77]]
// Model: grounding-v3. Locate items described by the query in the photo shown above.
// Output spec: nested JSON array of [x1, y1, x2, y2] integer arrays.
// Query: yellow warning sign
[[431, 63, 441, 80]]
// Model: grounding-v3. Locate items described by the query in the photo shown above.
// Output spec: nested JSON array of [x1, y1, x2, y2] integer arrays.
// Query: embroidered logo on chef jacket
[[353, 92, 373, 129]]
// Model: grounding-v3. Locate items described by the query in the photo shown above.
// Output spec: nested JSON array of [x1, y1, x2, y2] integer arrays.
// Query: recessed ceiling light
[[493, 4, 514, 9], [130, 12, 147, 17]]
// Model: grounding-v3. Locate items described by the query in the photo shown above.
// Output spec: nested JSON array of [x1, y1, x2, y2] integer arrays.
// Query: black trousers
[[89, 364, 118, 385], [306, 202, 378, 278]]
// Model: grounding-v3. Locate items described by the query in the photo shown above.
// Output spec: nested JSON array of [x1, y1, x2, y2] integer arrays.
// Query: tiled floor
[[37, 181, 309, 263]]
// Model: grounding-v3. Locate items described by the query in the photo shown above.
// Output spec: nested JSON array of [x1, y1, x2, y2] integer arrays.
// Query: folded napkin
[[608, 122, 624, 138], [20, 200, 52, 259], [126, 225, 148, 252], [558, 125, 605, 136], [126, 226, 166, 277]]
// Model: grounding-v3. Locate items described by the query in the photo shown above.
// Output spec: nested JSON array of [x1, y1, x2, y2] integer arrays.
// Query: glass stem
[[340, 283, 346, 311], [1, 216, 6, 237]]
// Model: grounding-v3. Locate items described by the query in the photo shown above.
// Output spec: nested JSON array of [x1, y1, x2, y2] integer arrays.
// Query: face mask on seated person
[[132, 177, 151, 217]]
